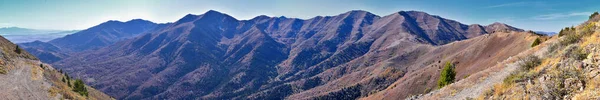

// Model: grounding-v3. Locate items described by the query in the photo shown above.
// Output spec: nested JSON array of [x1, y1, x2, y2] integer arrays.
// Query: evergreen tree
[[65, 73, 70, 80], [558, 29, 564, 37], [437, 62, 456, 89], [14, 45, 21, 54], [531, 38, 542, 47], [67, 79, 72, 87], [590, 11, 599, 19], [73, 79, 89, 96]]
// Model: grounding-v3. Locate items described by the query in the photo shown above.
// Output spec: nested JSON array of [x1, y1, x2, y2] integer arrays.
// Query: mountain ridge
[[24, 10, 528, 99]]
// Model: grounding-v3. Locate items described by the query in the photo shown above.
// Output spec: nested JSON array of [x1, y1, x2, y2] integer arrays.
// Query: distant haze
[[0, 27, 78, 43]]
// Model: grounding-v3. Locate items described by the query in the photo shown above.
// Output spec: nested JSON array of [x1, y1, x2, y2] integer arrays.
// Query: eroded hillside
[[0, 35, 112, 100]]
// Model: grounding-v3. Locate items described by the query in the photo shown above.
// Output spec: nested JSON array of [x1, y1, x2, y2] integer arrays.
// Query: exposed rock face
[[25, 10, 525, 99]]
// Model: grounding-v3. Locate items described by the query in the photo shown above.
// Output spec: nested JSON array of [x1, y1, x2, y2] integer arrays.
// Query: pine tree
[[437, 62, 456, 89], [590, 11, 599, 19], [62, 77, 66, 83], [67, 79, 72, 87], [559, 29, 564, 37], [531, 38, 542, 47], [65, 73, 70, 80], [14, 45, 21, 54], [73, 79, 89, 96]]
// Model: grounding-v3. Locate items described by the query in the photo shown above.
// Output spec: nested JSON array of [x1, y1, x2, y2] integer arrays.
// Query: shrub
[[14, 45, 21, 54], [565, 46, 588, 61], [0, 68, 5, 74], [590, 12, 599, 19], [519, 55, 541, 71], [558, 29, 564, 37], [503, 72, 525, 87], [560, 34, 581, 46], [437, 62, 456, 89], [73, 79, 89, 96], [68, 79, 72, 87], [531, 38, 541, 47]]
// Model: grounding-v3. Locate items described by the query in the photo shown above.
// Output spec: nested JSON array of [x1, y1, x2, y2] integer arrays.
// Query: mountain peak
[[398, 10, 429, 15], [126, 19, 153, 23], [342, 10, 378, 17], [251, 15, 272, 20], [204, 10, 227, 16], [101, 20, 125, 25], [396, 10, 439, 19], [201, 10, 238, 21], [345, 10, 370, 14], [488, 22, 508, 26], [485, 22, 524, 32]]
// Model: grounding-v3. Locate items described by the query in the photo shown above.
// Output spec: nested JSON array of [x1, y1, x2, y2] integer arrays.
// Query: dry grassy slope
[[411, 14, 600, 100], [360, 31, 543, 99], [285, 31, 539, 99], [476, 16, 600, 99], [0, 35, 112, 100]]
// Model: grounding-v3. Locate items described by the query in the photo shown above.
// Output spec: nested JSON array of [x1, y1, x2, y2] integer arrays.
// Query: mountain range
[[20, 10, 539, 99], [0, 27, 78, 43]]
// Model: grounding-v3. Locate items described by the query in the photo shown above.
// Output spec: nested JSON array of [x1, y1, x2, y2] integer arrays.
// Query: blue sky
[[0, 0, 599, 32]]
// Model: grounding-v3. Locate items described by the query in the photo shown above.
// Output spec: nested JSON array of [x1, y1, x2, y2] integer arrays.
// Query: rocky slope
[[26, 10, 528, 99], [0, 35, 112, 100], [408, 12, 600, 100]]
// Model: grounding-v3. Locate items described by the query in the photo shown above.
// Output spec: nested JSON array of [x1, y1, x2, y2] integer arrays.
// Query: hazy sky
[[1, 0, 599, 32]]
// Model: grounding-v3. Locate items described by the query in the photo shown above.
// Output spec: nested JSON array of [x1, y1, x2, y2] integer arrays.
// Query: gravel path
[[415, 41, 551, 100], [444, 60, 520, 99], [0, 59, 50, 100]]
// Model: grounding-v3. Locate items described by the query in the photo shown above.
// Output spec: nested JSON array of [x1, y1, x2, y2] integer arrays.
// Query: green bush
[[560, 34, 581, 46], [590, 12, 599, 19], [558, 29, 564, 37], [565, 46, 588, 61], [437, 62, 456, 89], [503, 71, 525, 86], [0, 68, 6, 74], [519, 55, 541, 71], [73, 79, 89, 96], [14, 45, 21, 54], [531, 38, 541, 47]]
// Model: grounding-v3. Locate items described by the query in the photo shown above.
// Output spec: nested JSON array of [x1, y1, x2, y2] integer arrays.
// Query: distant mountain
[[534, 31, 557, 36], [20, 19, 168, 63], [48, 19, 164, 52], [38, 10, 528, 99], [0, 27, 78, 43]]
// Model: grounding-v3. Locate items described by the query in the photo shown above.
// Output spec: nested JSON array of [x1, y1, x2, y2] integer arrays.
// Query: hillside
[[406, 12, 600, 100], [29, 10, 533, 99], [0, 35, 112, 99], [19, 19, 167, 63]]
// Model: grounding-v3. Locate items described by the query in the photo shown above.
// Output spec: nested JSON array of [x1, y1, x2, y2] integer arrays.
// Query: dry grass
[[481, 18, 600, 100], [37, 62, 114, 100], [0, 66, 6, 74]]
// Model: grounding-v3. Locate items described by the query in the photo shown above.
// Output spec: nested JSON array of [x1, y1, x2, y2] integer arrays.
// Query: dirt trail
[[0, 59, 50, 100], [415, 40, 552, 100]]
